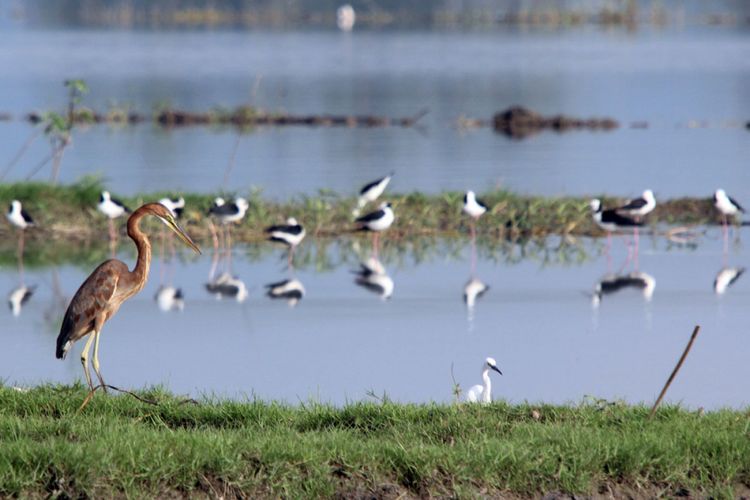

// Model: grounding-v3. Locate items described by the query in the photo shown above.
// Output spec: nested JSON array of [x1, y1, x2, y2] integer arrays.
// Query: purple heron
[[56, 202, 200, 391]]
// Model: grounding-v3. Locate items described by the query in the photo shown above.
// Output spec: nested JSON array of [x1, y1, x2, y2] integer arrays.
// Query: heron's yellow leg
[[80, 333, 95, 391], [92, 329, 107, 393]]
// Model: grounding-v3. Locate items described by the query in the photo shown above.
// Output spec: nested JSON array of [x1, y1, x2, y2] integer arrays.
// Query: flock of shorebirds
[[4, 178, 747, 402]]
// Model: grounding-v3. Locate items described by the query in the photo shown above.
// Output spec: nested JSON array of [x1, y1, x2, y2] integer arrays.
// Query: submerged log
[[26, 107, 428, 130], [492, 106, 618, 138]]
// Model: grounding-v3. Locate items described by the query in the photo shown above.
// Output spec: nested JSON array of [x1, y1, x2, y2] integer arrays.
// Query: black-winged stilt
[[616, 190, 655, 268], [265, 278, 305, 306], [265, 217, 305, 266], [714, 267, 744, 295], [355, 201, 394, 258], [159, 197, 185, 218], [465, 357, 502, 404], [98, 191, 131, 244], [208, 197, 249, 263], [714, 189, 745, 252], [355, 173, 393, 215], [6, 200, 34, 279], [6, 200, 34, 230], [463, 190, 488, 273]]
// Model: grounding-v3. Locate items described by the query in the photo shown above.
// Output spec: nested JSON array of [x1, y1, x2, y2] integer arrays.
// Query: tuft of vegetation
[[0, 385, 748, 498], [0, 180, 723, 245]]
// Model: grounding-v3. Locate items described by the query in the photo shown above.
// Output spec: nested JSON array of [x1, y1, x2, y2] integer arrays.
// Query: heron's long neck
[[482, 367, 491, 402], [127, 208, 152, 293]]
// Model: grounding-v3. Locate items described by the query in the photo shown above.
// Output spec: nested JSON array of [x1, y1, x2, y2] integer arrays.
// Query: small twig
[[77, 384, 199, 412], [649, 325, 701, 419], [1, 128, 42, 181], [450, 362, 462, 403]]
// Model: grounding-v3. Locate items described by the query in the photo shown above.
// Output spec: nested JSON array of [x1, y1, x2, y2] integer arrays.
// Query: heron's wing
[[355, 209, 386, 224], [728, 195, 746, 213], [56, 260, 125, 358]]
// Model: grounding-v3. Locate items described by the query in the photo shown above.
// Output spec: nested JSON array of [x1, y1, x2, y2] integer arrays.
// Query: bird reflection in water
[[353, 257, 393, 300], [463, 277, 489, 325], [155, 285, 185, 312], [7, 284, 35, 317], [591, 271, 656, 307], [714, 267, 744, 295], [205, 272, 249, 303], [6, 200, 36, 315], [265, 278, 305, 307]]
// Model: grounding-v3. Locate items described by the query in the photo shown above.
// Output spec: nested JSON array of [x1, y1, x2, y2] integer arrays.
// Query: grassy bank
[[0, 180, 721, 246], [0, 385, 748, 498]]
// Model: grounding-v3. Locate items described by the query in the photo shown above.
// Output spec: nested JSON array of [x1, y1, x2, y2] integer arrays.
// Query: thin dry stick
[[649, 325, 701, 419], [1, 128, 42, 180], [77, 384, 199, 412]]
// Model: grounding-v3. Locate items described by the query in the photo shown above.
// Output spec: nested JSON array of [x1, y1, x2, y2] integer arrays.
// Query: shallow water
[[2, 228, 749, 409], [1, 28, 749, 198]]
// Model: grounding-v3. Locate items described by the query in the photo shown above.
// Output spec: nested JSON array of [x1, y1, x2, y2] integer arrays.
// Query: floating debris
[[492, 106, 619, 139]]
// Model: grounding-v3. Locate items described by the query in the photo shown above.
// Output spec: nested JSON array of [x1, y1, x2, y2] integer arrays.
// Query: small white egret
[[465, 357, 503, 404]]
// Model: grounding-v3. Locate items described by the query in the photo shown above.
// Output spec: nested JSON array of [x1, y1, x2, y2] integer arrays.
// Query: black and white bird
[[205, 272, 248, 303], [265, 217, 306, 266], [463, 278, 489, 309], [714, 267, 745, 295], [8, 284, 35, 317], [154, 285, 185, 312], [355, 173, 393, 214], [465, 357, 503, 404], [158, 197, 185, 218], [209, 197, 249, 225], [617, 189, 656, 219], [590, 199, 642, 234], [265, 278, 305, 307], [355, 202, 395, 258], [463, 191, 488, 220], [6, 200, 34, 230], [714, 189, 745, 221], [98, 191, 131, 219]]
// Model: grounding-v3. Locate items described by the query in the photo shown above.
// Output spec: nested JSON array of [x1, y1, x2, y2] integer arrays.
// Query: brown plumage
[[56, 202, 200, 391]]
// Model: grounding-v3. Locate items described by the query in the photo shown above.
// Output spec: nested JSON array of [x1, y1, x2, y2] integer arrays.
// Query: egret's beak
[[491, 365, 503, 376], [163, 216, 201, 254]]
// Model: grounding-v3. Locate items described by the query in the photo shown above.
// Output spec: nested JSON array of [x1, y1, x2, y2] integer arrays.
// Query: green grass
[[1, 180, 722, 241], [0, 385, 748, 498]]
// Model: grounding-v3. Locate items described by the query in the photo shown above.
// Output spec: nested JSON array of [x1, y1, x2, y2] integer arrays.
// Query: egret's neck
[[127, 209, 152, 293], [482, 367, 492, 403]]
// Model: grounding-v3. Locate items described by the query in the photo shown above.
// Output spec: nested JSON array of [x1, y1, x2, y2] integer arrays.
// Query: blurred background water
[[1, 1, 749, 407]]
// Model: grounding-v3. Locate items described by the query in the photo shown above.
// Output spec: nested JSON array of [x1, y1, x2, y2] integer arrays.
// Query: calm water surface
[[0, 28, 749, 198], [2, 229, 749, 409]]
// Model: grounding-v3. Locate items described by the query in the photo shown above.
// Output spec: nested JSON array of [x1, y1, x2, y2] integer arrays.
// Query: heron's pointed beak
[[491, 365, 503, 376], [165, 217, 201, 254]]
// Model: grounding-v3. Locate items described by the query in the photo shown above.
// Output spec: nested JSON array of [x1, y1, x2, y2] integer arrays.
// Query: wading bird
[[158, 196, 185, 218], [98, 191, 131, 242], [463, 191, 488, 274], [265, 217, 305, 267], [714, 189, 745, 251], [465, 357, 503, 404], [56, 203, 200, 392], [355, 202, 394, 259], [6, 200, 34, 279], [155, 285, 185, 312], [590, 198, 642, 267], [355, 173, 393, 216], [616, 189, 656, 264], [208, 197, 249, 256]]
